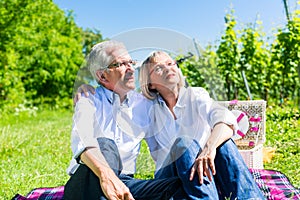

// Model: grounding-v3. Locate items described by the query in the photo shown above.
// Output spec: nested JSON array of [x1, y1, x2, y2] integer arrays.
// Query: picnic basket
[[218, 100, 267, 169]]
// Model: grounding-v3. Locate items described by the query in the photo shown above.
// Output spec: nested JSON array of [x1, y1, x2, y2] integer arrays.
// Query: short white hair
[[87, 40, 126, 81]]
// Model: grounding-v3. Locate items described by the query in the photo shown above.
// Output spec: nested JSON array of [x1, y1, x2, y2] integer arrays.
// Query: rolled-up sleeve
[[208, 101, 238, 133], [192, 87, 238, 134], [71, 97, 99, 161]]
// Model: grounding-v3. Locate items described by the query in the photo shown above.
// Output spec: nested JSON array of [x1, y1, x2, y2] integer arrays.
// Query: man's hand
[[99, 168, 135, 200], [81, 148, 135, 200], [189, 146, 217, 185], [73, 84, 96, 104]]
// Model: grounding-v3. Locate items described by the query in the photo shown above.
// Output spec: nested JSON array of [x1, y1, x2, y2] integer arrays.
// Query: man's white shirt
[[67, 85, 153, 175]]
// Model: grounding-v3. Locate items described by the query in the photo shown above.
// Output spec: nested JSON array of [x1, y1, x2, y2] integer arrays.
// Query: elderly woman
[[139, 51, 264, 199]]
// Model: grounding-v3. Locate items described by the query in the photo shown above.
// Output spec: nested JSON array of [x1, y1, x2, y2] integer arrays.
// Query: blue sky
[[53, 0, 298, 97], [53, 0, 298, 47]]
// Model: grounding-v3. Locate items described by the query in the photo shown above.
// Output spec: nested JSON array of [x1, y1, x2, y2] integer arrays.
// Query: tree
[[216, 11, 240, 100], [0, 0, 85, 113], [270, 6, 300, 105], [239, 22, 271, 100], [82, 28, 104, 56]]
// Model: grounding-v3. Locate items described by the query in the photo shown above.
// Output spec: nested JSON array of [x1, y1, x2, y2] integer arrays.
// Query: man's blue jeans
[[64, 137, 181, 200], [155, 137, 265, 200]]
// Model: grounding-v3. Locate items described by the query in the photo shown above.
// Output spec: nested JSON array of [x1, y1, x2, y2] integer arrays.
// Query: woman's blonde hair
[[139, 51, 185, 100]]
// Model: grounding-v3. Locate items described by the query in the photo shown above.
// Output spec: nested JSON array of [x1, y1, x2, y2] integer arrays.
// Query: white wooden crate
[[239, 143, 264, 169]]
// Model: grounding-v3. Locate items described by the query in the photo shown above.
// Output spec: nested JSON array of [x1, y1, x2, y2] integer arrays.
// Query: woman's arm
[[189, 123, 233, 184]]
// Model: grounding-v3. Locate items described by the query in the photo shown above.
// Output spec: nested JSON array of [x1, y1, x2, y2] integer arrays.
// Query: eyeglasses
[[149, 61, 177, 75], [108, 60, 137, 69]]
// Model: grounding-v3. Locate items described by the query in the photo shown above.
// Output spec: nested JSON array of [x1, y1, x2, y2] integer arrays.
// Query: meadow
[[0, 105, 299, 199]]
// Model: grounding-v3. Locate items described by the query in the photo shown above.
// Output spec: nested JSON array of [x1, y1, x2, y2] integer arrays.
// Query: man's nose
[[124, 64, 135, 73]]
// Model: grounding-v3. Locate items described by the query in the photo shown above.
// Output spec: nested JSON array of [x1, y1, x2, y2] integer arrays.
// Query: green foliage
[[216, 12, 241, 100], [270, 10, 300, 103], [0, 0, 102, 115], [180, 46, 227, 100], [82, 28, 104, 56], [1, 1, 299, 114], [238, 23, 271, 100], [179, 57, 206, 87], [179, 6, 300, 105]]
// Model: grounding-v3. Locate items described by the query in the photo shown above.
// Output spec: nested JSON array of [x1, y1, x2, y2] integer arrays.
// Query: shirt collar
[[98, 85, 114, 104], [176, 86, 187, 108], [98, 85, 132, 106], [157, 94, 165, 106], [156, 86, 187, 108]]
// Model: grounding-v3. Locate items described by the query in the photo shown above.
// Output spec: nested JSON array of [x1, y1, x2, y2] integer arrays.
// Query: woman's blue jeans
[[155, 137, 265, 200]]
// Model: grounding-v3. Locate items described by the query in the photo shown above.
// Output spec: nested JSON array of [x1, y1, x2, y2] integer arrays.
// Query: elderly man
[[63, 40, 180, 200]]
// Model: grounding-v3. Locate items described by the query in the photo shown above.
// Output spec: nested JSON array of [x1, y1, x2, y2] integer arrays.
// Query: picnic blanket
[[12, 169, 300, 200], [250, 169, 300, 200], [12, 186, 64, 200]]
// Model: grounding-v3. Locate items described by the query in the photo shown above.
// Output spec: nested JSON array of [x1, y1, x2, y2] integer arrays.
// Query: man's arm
[[80, 147, 135, 200], [73, 96, 134, 200], [189, 123, 233, 184]]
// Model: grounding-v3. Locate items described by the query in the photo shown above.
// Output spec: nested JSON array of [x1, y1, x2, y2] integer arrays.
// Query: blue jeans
[[214, 139, 265, 200], [155, 137, 265, 200], [64, 137, 181, 200], [155, 137, 219, 200]]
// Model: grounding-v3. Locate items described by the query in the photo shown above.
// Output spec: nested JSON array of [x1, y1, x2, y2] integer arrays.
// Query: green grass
[[264, 105, 300, 188], [0, 109, 72, 199], [1, 105, 299, 199]]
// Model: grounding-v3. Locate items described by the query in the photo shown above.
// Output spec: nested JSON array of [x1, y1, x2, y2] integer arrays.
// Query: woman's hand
[[189, 123, 233, 184], [189, 146, 217, 185], [73, 84, 96, 104]]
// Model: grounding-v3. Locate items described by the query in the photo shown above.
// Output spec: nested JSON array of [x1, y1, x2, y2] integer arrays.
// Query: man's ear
[[96, 71, 107, 84], [149, 83, 155, 89]]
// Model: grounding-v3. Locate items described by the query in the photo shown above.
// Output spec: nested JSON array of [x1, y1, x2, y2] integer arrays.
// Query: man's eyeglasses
[[149, 61, 177, 75], [108, 60, 137, 69]]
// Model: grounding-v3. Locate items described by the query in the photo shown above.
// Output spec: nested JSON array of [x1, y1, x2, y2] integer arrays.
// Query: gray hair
[[87, 40, 127, 81]]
